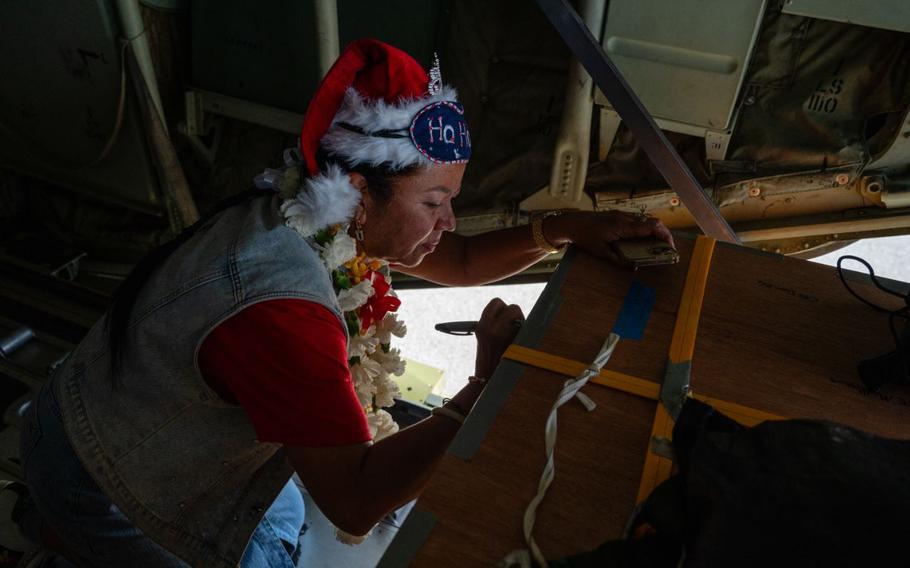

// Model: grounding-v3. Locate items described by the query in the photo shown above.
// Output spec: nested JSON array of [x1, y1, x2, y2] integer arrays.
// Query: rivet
[[803, 243, 810, 249], [179, 502, 186, 508], [749, 187, 761, 197], [867, 182, 882, 193], [774, 248, 782, 254], [669, 197, 680, 207], [744, 95, 756, 106], [835, 173, 850, 186]]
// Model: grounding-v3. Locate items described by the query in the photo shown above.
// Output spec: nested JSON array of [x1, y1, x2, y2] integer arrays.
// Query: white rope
[[506, 332, 622, 568]]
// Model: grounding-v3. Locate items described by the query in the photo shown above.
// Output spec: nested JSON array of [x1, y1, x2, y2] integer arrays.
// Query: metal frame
[[535, 0, 739, 243]]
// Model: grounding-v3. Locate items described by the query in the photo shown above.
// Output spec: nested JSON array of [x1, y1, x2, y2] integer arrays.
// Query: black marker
[[434, 321, 478, 336], [435, 318, 524, 336]]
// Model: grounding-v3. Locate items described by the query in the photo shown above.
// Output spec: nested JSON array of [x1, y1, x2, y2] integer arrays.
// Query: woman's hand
[[545, 211, 675, 265], [474, 298, 525, 380]]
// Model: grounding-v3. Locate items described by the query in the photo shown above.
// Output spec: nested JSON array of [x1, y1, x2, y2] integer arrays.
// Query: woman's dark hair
[[106, 151, 420, 385], [315, 148, 421, 204]]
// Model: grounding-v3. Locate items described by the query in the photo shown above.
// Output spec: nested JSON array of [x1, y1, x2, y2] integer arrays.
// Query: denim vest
[[53, 195, 343, 567]]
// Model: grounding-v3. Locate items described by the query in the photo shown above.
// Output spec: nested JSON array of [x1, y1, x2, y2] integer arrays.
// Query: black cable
[[836, 255, 909, 313], [836, 255, 910, 387]]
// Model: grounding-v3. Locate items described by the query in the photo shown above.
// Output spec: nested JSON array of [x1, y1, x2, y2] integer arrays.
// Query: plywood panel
[[391, 236, 910, 567], [694, 242, 909, 438], [413, 370, 655, 566]]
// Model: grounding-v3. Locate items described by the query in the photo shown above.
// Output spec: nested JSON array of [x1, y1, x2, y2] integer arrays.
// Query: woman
[[16, 39, 672, 567]]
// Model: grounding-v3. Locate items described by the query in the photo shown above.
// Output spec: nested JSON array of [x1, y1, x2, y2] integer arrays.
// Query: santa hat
[[267, 39, 471, 236]]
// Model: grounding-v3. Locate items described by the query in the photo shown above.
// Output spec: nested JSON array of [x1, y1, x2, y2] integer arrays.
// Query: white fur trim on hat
[[320, 85, 460, 171], [279, 163, 361, 237]]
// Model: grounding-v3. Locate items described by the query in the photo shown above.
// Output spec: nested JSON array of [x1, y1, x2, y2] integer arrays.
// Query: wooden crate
[[379, 236, 910, 567]]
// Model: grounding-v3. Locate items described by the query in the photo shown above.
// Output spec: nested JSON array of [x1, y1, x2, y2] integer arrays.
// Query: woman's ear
[[349, 172, 369, 226], [348, 172, 368, 193]]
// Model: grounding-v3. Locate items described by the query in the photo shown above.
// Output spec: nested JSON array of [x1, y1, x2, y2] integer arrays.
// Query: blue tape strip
[[612, 280, 655, 340]]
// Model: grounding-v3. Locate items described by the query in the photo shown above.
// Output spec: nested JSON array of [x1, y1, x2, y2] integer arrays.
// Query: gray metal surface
[[601, 0, 766, 131], [0, 0, 162, 214], [867, 108, 910, 173], [535, 0, 740, 244], [783, 0, 910, 34]]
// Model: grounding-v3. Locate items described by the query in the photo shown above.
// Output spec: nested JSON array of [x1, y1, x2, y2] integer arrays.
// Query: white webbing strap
[[502, 332, 621, 567]]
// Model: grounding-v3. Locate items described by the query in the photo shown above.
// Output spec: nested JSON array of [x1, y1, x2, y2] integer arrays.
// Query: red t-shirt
[[197, 299, 372, 447]]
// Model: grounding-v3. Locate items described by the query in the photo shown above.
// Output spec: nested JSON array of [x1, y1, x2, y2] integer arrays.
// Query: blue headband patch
[[409, 101, 472, 164]]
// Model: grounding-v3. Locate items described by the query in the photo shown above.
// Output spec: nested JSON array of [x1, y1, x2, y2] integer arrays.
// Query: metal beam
[[535, 0, 740, 244]]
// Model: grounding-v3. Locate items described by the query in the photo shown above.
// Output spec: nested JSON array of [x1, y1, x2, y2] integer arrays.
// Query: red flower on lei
[[359, 270, 401, 333]]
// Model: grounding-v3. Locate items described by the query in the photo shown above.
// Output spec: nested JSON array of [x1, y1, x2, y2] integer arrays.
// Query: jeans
[[18, 382, 305, 567]]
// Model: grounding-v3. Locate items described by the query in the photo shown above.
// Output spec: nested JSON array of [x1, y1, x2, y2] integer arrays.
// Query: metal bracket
[[705, 130, 732, 162], [183, 88, 303, 135], [649, 436, 675, 460], [50, 252, 87, 282], [661, 359, 691, 420]]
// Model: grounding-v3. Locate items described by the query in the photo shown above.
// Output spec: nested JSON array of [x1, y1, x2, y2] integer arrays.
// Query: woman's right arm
[[286, 298, 523, 536]]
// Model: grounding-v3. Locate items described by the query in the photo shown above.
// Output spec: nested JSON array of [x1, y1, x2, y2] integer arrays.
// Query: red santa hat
[[269, 39, 471, 237], [301, 38, 469, 174], [256, 39, 471, 236]]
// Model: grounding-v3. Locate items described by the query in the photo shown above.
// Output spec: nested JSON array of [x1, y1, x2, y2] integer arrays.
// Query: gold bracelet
[[531, 216, 562, 254], [431, 405, 465, 425]]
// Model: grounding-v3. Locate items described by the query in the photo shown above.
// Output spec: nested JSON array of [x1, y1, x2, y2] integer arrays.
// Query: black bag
[[553, 399, 910, 568]]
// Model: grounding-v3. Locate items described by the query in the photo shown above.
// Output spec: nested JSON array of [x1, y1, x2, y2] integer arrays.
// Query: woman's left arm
[[397, 211, 674, 286]]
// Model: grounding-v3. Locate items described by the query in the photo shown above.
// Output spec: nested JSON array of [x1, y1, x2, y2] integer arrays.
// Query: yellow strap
[[502, 344, 785, 426], [692, 393, 783, 426], [637, 236, 717, 499], [668, 235, 716, 364], [503, 345, 660, 401]]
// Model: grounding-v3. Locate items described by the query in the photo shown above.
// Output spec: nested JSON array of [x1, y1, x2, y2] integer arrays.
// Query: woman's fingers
[[474, 300, 524, 380], [478, 300, 524, 338], [479, 297, 506, 323]]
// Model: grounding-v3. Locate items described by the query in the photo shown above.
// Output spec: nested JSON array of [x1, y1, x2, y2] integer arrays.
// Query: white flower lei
[[257, 152, 409, 544]]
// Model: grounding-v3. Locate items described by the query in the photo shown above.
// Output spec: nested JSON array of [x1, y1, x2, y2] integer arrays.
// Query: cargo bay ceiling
[[1, 0, 910, 282]]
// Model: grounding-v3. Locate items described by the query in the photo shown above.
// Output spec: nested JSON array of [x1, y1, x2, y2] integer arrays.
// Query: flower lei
[[258, 152, 409, 544], [324, 231, 408, 442], [272, 171, 407, 446]]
